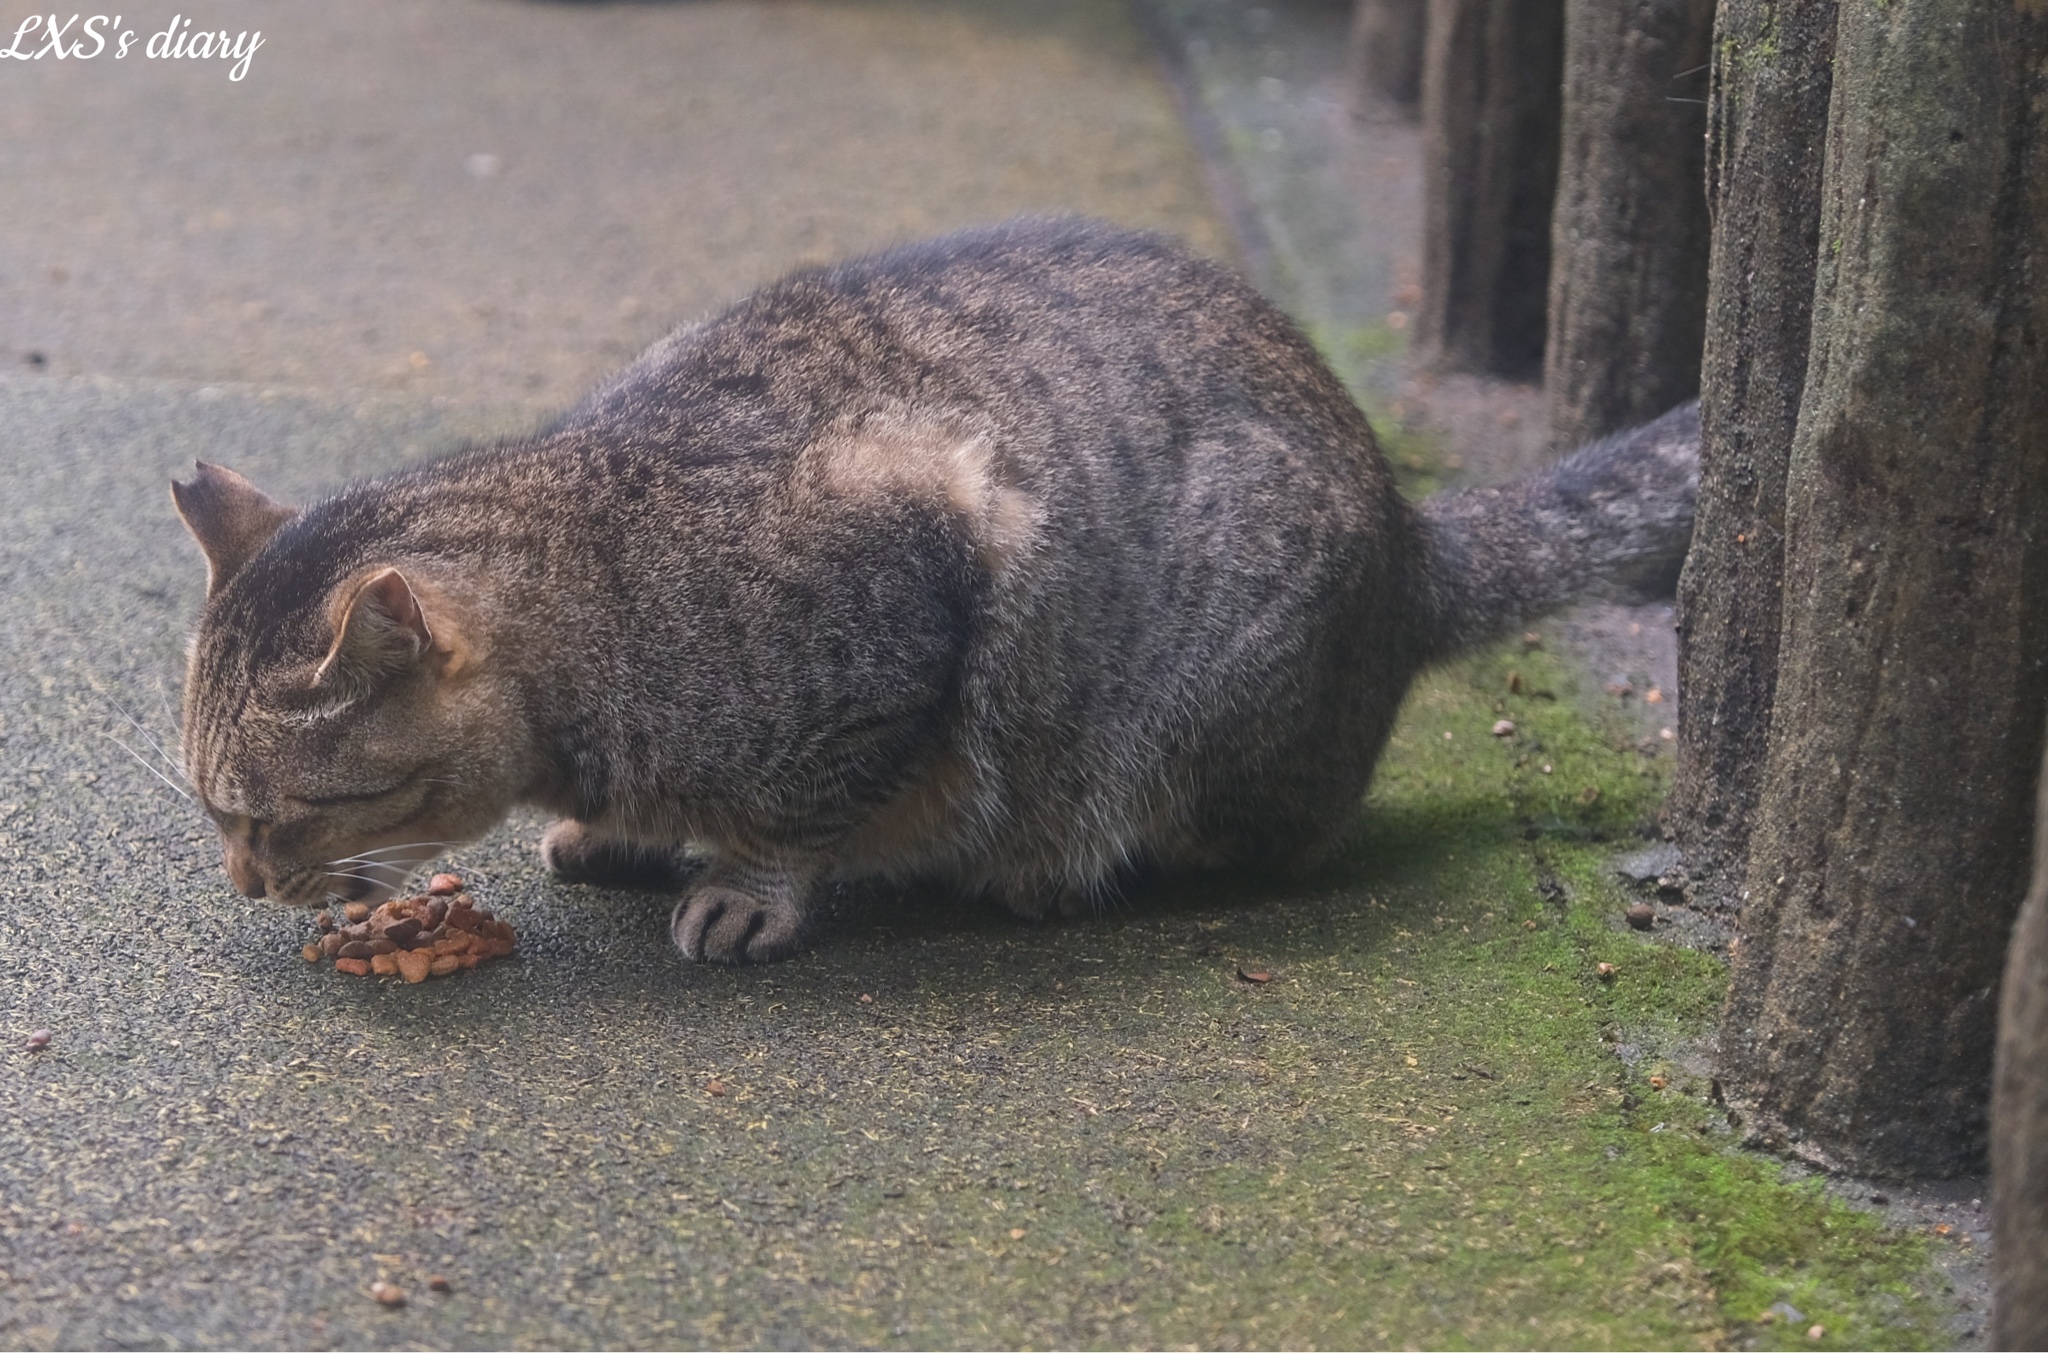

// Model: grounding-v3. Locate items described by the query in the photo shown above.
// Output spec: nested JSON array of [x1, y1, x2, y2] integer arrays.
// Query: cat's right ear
[[171, 462, 296, 597]]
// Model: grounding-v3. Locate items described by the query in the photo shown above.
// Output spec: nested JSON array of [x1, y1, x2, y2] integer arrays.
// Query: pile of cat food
[[301, 873, 515, 981]]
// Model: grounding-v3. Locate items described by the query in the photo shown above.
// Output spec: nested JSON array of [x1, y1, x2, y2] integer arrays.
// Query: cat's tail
[[1412, 400, 1701, 660]]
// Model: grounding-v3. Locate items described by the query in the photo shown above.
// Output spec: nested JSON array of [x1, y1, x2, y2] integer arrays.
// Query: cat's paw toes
[[671, 885, 806, 964], [541, 820, 693, 892]]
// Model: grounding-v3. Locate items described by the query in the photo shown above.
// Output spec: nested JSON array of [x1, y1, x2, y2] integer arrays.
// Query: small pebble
[[1645, 688, 1664, 704], [1625, 902, 1655, 931], [427, 1274, 452, 1293], [1807, 1325, 1825, 1341], [1597, 962, 1616, 980], [1491, 719, 1515, 737], [427, 872, 463, 895], [706, 1079, 728, 1097], [369, 1280, 405, 1307], [26, 1029, 51, 1050], [1236, 967, 1273, 984]]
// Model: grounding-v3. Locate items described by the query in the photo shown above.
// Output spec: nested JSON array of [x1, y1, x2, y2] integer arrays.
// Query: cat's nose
[[223, 845, 266, 898]]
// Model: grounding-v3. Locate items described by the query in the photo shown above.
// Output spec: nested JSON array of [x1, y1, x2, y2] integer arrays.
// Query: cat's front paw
[[541, 819, 694, 892], [671, 884, 807, 964]]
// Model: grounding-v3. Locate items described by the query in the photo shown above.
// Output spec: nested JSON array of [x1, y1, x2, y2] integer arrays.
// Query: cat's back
[[558, 218, 1392, 509]]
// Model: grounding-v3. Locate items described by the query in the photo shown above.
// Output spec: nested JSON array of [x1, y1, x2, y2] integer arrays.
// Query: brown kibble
[[1649, 1074, 1669, 1090], [313, 910, 334, 930], [427, 872, 462, 895], [1597, 962, 1616, 980], [302, 943, 322, 963], [1645, 688, 1664, 704], [706, 1079, 728, 1097], [344, 901, 372, 924], [428, 1274, 452, 1293], [1235, 967, 1273, 984], [858, 993, 874, 1004], [309, 891, 514, 979], [376, 917, 422, 946], [369, 1280, 405, 1307], [335, 957, 373, 977], [1625, 902, 1655, 931], [1009, 1227, 1028, 1240]]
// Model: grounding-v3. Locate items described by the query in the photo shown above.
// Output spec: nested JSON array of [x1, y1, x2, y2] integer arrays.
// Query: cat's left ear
[[313, 567, 436, 693], [170, 462, 295, 597]]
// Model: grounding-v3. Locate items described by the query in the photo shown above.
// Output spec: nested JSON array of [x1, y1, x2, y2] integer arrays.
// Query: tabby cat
[[173, 218, 1698, 964]]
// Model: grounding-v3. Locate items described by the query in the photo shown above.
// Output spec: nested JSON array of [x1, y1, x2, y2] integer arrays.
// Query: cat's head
[[172, 462, 527, 907]]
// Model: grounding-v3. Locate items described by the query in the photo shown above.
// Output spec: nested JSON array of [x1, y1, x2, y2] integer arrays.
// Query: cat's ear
[[171, 462, 295, 596], [312, 567, 436, 694]]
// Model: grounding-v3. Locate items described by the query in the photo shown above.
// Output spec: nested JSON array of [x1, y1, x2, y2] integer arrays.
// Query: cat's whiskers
[[93, 690, 197, 803], [100, 731, 194, 801], [323, 864, 413, 885], [336, 839, 461, 862], [104, 693, 191, 781]]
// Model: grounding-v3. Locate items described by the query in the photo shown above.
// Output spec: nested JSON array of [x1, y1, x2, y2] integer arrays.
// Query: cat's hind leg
[[541, 819, 697, 892], [671, 851, 818, 965]]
